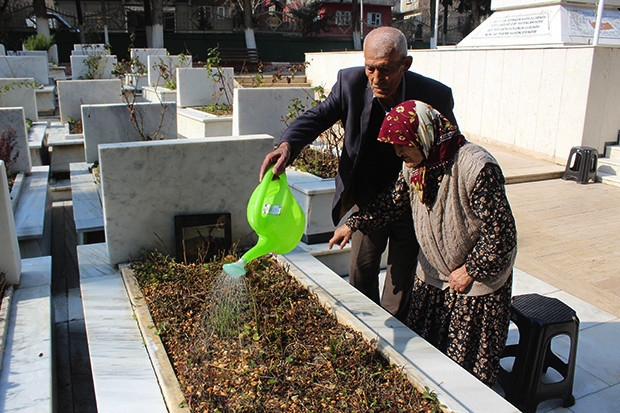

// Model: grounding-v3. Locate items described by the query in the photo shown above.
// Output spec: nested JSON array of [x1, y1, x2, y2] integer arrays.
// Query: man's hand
[[449, 264, 474, 294], [259, 142, 292, 181], [328, 225, 354, 249]]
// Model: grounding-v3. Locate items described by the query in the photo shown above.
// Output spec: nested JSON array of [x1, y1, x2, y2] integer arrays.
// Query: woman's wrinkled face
[[394, 145, 425, 168]]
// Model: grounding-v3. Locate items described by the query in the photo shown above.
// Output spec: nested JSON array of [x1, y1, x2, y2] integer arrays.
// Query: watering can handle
[[256, 165, 287, 212]]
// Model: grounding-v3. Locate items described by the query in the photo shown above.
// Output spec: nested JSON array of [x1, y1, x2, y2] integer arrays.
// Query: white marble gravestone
[[176, 67, 235, 107], [0, 78, 38, 121], [147, 54, 192, 87], [82, 101, 178, 163], [0, 45, 5, 55], [72, 44, 108, 55], [0, 107, 32, 174], [0, 56, 50, 85], [130, 48, 167, 72], [98, 135, 274, 265], [57, 79, 123, 122], [459, 0, 620, 47], [70, 54, 118, 80], [233, 87, 315, 141], [0, 161, 21, 285]]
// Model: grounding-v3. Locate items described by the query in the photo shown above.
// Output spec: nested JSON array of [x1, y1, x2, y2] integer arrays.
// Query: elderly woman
[[329, 100, 517, 386]]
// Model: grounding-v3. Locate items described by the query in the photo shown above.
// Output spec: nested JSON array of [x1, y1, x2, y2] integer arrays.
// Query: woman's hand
[[328, 225, 354, 249], [449, 265, 474, 293]]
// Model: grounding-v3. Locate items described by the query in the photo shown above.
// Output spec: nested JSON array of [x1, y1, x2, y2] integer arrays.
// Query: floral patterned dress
[[347, 163, 516, 386]]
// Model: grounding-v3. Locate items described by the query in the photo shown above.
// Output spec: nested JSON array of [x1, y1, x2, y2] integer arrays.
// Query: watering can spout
[[222, 166, 305, 277]]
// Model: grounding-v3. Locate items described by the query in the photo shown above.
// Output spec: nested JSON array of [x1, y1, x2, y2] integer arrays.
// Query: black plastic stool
[[498, 294, 579, 413], [562, 146, 598, 184]]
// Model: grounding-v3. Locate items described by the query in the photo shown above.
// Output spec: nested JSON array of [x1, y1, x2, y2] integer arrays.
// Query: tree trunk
[[74, 0, 86, 42], [150, 0, 165, 48], [352, 0, 361, 50], [242, 0, 257, 49], [34, 0, 50, 37]]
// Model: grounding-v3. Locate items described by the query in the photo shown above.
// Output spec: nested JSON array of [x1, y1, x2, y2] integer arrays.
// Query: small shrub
[[23, 33, 55, 51], [0, 127, 20, 175], [284, 86, 341, 178]]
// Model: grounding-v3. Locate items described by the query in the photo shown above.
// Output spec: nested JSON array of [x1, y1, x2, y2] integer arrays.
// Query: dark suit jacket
[[280, 66, 456, 225]]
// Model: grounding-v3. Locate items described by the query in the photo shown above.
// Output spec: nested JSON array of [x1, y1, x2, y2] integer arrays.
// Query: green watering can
[[223, 166, 305, 276]]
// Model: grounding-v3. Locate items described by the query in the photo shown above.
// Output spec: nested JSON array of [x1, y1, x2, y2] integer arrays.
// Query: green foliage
[[203, 47, 233, 106], [80, 45, 112, 80], [22, 33, 55, 51], [284, 85, 341, 178], [423, 386, 447, 413]]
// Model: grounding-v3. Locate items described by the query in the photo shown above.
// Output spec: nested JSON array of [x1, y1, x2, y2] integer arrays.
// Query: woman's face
[[394, 145, 425, 168]]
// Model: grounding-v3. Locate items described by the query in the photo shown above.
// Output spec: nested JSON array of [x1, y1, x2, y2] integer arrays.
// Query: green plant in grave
[[203, 47, 233, 112], [283, 85, 341, 178], [23, 33, 55, 51], [81, 45, 112, 80]]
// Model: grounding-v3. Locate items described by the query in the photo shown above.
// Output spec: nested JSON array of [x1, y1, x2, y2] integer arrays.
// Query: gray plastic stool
[[562, 146, 598, 184]]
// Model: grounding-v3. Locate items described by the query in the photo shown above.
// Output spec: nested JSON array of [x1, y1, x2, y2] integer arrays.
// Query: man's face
[[364, 47, 408, 101]]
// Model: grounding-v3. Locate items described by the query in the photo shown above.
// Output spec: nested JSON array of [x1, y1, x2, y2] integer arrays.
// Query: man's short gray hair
[[363, 27, 407, 59]]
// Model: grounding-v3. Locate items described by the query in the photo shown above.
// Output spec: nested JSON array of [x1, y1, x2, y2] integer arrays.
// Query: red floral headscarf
[[378, 100, 466, 205]]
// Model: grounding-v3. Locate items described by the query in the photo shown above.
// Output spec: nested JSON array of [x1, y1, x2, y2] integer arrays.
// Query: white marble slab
[[0, 77, 38, 121], [98, 135, 274, 265], [0, 107, 32, 174], [77, 243, 168, 412], [34, 85, 55, 115], [57, 79, 123, 122], [0, 161, 21, 285], [13, 165, 49, 240], [0, 45, 4, 55], [70, 54, 118, 80], [70, 162, 104, 242], [176, 67, 234, 107], [147, 54, 192, 88], [28, 122, 47, 166], [233, 87, 315, 142], [176, 107, 232, 138], [0, 256, 52, 413], [0, 55, 50, 85], [72, 44, 107, 55], [130, 48, 167, 73], [82, 101, 177, 163]]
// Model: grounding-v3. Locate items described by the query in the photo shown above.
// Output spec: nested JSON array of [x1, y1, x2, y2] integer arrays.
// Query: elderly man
[[259, 27, 457, 322]]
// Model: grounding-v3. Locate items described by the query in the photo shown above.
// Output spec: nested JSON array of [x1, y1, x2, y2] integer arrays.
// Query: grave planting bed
[[129, 251, 443, 412]]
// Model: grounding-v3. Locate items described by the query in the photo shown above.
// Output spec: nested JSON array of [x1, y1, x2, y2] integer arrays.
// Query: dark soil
[[131, 251, 443, 412]]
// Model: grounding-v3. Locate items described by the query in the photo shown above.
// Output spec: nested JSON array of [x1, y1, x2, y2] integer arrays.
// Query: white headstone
[[82, 101, 178, 163], [70, 54, 118, 80], [233, 87, 316, 141], [0, 160, 21, 285], [0, 56, 50, 85], [176, 67, 234, 107], [72, 44, 108, 55], [0, 78, 38, 121], [57, 79, 123, 122], [99, 136, 274, 265], [130, 48, 167, 73], [0, 45, 5, 55], [0, 107, 32, 174], [147, 55, 192, 87]]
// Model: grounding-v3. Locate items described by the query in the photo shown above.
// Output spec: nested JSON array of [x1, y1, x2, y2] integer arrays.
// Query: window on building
[[367, 12, 381, 27], [335, 11, 352, 26]]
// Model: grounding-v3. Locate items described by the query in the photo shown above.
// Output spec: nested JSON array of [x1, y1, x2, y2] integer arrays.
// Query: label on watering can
[[262, 203, 282, 215]]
